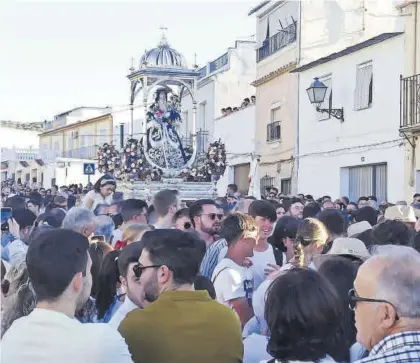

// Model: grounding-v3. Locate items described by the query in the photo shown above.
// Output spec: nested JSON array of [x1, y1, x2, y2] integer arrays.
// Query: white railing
[[62, 145, 98, 159], [1, 148, 59, 162]]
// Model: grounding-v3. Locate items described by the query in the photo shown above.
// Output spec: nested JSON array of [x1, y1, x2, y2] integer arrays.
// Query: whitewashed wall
[[300, 0, 404, 66], [213, 105, 256, 195], [297, 35, 404, 202], [54, 158, 103, 186], [182, 41, 256, 141]]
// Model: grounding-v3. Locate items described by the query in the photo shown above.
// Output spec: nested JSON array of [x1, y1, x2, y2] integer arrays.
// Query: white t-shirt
[[244, 333, 272, 363], [211, 258, 254, 309], [1, 308, 133, 363], [250, 244, 276, 290], [108, 296, 138, 330], [81, 190, 113, 212]]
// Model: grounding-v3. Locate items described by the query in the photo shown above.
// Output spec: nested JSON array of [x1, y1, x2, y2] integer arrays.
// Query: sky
[[0, 0, 256, 122]]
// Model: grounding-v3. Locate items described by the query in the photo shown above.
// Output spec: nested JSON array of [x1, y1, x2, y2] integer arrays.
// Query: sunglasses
[[133, 264, 163, 279], [200, 213, 223, 221], [348, 289, 399, 320], [184, 222, 192, 230]]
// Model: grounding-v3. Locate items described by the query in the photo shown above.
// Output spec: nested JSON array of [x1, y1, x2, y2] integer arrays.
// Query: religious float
[[98, 32, 226, 201]]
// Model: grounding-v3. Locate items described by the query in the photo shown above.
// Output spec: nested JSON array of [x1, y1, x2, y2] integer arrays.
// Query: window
[[354, 61, 373, 110], [318, 76, 332, 121], [271, 106, 281, 122], [281, 178, 292, 195], [234, 163, 251, 195], [348, 163, 386, 202], [267, 106, 281, 141], [260, 175, 275, 196], [267, 122, 281, 141]]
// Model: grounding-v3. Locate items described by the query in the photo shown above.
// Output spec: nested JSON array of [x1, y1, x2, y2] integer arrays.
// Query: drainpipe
[[409, 1, 418, 188], [293, 0, 302, 195]]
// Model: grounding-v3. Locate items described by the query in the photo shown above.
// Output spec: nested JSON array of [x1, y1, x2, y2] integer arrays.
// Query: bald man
[[351, 245, 420, 362]]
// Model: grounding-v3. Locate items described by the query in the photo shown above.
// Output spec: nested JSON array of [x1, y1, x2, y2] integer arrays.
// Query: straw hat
[[347, 221, 372, 237], [384, 205, 416, 223]]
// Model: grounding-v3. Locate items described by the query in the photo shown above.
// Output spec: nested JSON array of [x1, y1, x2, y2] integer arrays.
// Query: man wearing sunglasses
[[119, 229, 243, 363], [189, 199, 222, 248], [350, 245, 420, 362]]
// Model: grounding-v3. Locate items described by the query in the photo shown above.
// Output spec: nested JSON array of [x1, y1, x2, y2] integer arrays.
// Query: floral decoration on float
[[179, 139, 227, 182], [97, 143, 122, 179], [206, 139, 227, 176], [122, 138, 163, 182]]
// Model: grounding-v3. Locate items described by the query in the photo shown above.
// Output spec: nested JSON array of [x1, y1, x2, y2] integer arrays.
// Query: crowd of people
[[220, 95, 256, 117], [1, 174, 420, 363]]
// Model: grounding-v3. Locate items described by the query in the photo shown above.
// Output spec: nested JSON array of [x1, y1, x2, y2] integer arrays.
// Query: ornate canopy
[[127, 31, 201, 177]]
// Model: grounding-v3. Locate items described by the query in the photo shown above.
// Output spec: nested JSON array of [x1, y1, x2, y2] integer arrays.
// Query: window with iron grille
[[260, 175, 275, 196], [267, 106, 281, 141], [267, 121, 281, 141], [281, 178, 292, 195], [354, 61, 373, 110]]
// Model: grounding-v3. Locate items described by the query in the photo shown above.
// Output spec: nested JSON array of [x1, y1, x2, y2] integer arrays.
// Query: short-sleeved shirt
[[212, 258, 254, 309]]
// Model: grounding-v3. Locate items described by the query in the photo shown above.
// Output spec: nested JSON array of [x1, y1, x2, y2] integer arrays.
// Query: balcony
[[180, 130, 209, 155], [400, 73, 420, 130], [62, 145, 98, 159], [257, 22, 297, 63], [1, 148, 58, 163]]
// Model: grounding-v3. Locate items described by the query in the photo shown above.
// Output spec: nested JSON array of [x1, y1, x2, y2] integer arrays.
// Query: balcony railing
[[1, 148, 59, 163], [62, 145, 98, 159], [180, 130, 209, 155], [257, 22, 297, 63], [400, 73, 420, 129]]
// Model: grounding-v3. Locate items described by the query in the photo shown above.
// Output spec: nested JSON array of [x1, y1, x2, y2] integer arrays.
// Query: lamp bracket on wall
[[315, 105, 344, 122]]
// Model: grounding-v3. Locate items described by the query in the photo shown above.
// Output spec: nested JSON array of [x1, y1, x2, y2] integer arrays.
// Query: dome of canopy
[[140, 33, 188, 69]]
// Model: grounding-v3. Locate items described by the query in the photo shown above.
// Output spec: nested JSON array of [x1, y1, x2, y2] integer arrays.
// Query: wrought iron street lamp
[[306, 77, 344, 121]]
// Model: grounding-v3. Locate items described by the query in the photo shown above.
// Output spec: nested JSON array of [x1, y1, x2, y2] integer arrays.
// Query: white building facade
[[180, 40, 256, 151], [295, 33, 405, 202], [292, 0, 406, 202], [213, 105, 256, 196]]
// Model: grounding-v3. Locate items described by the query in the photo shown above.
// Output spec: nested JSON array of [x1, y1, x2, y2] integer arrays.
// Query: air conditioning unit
[[71, 130, 79, 139]]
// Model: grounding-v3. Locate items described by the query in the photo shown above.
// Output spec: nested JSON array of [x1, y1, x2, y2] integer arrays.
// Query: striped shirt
[[356, 331, 420, 363], [199, 239, 227, 279]]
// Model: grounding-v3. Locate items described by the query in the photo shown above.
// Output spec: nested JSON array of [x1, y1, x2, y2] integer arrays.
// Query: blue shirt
[[199, 238, 227, 279]]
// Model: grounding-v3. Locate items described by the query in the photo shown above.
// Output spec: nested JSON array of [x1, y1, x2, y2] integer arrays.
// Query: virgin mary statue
[[144, 88, 188, 170]]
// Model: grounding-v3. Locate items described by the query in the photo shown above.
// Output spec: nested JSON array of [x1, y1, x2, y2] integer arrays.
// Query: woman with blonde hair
[[249, 218, 329, 339], [114, 223, 152, 250], [292, 217, 329, 268]]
